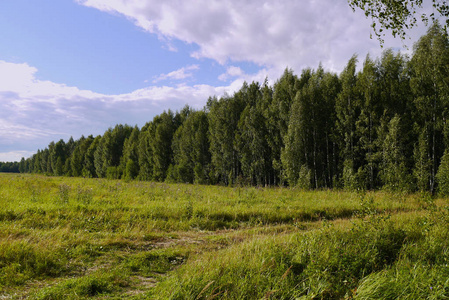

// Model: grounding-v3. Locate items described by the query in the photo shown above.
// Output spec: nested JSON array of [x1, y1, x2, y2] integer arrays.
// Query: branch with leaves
[[349, 0, 449, 44]]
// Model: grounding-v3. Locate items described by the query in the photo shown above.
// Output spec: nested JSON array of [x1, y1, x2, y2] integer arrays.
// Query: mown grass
[[0, 173, 446, 299]]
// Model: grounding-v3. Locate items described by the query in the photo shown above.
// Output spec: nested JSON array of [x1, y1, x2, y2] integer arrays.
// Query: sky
[[0, 0, 435, 162]]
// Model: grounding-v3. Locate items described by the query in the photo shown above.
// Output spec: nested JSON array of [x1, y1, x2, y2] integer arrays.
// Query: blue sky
[[0, 0, 234, 94], [0, 0, 434, 162]]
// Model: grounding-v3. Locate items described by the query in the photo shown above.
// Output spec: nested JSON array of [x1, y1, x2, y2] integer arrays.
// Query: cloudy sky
[[0, 0, 434, 162]]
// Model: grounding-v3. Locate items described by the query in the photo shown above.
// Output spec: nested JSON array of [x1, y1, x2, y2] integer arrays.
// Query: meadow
[[0, 173, 448, 299]]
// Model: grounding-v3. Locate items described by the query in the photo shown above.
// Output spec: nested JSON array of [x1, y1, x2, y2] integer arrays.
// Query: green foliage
[[336, 56, 362, 185], [343, 159, 358, 190], [151, 111, 177, 181], [0, 161, 20, 173], [123, 159, 138, 181], [282, 67, 339, 188], [208, 91, 245, 185], [411, 22, 449, 193], [120, 126, 140, 181], [106, 166, 120, 180], [296, 165, 312, 190], [136, 126, 154, 181], [235, 82, 271, 185], [349, 0, 449, 45], [11, 25, 449, 194], [414, 129, 432, 192], [380, 115, 412, 191], [94, 125, 133, 178], [266, 68, 301, 185], [172, 110, 210, 184], [437, 149, 449, 195], [82, 135, 100, 178]]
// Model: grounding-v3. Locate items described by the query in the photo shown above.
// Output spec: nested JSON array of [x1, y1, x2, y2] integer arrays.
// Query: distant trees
[[0, 161, 19, 173], [15, 23, 449, 194], [94, 125, 133, 179], [235, 81, 272, 186], [208, 90, 246, 185], [170, 109, 210, 183], [282, 66, 340, 188], [410, 22, 449, 193], [120, 127, 140, 181], [267, 69, 301, 185]]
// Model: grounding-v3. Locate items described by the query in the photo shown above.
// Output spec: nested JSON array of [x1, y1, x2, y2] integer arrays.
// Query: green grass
[[0, 173, 447, 299]]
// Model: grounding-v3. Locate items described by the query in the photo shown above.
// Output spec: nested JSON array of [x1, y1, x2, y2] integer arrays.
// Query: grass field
[[0, 173, 448, 299]]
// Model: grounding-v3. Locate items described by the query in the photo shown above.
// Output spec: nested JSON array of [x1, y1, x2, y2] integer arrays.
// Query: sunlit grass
[[0, 173, 447, 298]]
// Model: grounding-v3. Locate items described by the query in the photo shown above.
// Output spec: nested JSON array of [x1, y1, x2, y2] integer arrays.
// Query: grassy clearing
[[154, 210, 449, 299], [0, 173, 446, 299]]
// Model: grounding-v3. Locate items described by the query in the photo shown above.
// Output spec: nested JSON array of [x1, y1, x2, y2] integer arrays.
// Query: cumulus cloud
[[77, 0, 420, 75], [0, 60, 235, 161], [76, 0, 438, 85]]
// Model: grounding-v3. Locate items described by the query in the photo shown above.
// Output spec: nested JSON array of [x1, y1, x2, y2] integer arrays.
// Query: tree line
[[0, 162, 19, 173], [17, 23, 449, 193]]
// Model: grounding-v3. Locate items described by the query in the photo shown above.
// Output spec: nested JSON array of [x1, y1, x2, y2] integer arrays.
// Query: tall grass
[[152, 209, 449, 299], [0, 173, 446, 298]]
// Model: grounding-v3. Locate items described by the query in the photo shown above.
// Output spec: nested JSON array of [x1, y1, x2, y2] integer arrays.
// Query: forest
[[0, 162, 19, 173], [16, 23, 449, 194]]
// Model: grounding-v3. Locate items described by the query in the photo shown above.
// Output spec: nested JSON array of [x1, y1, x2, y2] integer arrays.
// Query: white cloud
[[0, 61, 102, 100], [218, 66, 244, 81], [3, 1, 437, 162], [0, 151, 35, 163], [0, 61, 37, 91], [76, 0, 436, 82], [0, 60, 238, 160], [76, 2, 396, 71], [152, 64, 199, 83]]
